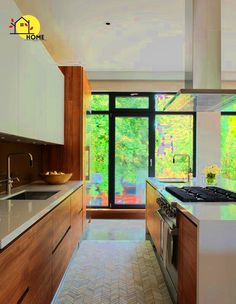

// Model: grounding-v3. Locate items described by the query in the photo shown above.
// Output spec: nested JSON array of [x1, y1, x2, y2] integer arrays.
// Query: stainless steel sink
[[7, 191, 58, 200]]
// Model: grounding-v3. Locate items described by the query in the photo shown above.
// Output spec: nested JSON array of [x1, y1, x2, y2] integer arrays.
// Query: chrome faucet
[[5, 153, 33, 194], [173, 154, 192, 182]]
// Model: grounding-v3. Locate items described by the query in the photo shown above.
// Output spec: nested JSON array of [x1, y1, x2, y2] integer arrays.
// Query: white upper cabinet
[[0, 1, 20, 136], [0, 0, 64, 144], [45, 61, 64, 144]]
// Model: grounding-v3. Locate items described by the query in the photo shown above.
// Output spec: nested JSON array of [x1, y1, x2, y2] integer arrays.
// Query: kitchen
[[0, 0, 236, 304]]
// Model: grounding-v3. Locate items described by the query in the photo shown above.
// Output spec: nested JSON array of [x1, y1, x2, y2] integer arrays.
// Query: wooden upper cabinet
[[0, 228, 32, 304], [178, 212, 197, 304]]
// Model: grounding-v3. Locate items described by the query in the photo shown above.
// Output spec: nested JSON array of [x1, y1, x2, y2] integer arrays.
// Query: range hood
[[162, 89, 236, 112], [163, 0, 236, 113]]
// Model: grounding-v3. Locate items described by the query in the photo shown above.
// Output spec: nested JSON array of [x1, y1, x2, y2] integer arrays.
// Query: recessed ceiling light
[[105, 22, 111, 25]]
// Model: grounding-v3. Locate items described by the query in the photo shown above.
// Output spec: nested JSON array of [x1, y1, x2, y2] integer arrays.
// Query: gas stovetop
[[165, 186, 236, 202]]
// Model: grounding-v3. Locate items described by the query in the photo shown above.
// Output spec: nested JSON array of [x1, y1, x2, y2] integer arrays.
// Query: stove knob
[[169, 207, 177, 218]]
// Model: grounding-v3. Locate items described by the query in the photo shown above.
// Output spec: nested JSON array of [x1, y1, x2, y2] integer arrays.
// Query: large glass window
[[87, 93, 195, 208], [221, 115, 236, 180], [155, 115, 194, 178]]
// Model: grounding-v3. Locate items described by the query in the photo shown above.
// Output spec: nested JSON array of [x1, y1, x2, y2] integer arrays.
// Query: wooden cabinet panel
[[71, 187, 83, 251], [29, 215, 53, 304], [0, 229, 32, 304], [0, 188, 83, 303], [52, 197, 71, 250], [146, 182, 161, 252], [71, 187, 83, 214], [178, 212, 197, 304], [52, 228, 72, 294]]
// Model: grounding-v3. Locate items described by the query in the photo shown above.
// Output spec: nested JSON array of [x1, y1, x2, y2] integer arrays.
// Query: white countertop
[[147, 177, 236, 224], [147, 177, 236, 303], [0, 180, 83, 249]]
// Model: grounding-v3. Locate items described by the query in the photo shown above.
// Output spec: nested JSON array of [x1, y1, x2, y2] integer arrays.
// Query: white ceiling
[[15, 0, 236, 79]]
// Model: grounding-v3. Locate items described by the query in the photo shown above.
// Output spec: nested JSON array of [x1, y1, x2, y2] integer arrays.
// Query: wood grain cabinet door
[[0, 229, 32, 304], [28, 214, 53, 304], [71, 187, 83, 251], [146, 182, 161, 252], [52, 197, 71, 250], [52, 228, 72, 294], [178, 212, 197, 304]]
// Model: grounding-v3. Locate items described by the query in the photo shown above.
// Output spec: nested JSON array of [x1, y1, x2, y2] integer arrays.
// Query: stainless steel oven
[[156, 196, 178, 290]]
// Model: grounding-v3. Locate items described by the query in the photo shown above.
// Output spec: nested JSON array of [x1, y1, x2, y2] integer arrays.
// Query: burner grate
[[165, 186, 236, 202]]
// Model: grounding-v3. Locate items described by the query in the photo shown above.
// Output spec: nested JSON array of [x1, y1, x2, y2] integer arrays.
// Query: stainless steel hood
[[163, 0, 236, 113], [162, 89, 236, 112]]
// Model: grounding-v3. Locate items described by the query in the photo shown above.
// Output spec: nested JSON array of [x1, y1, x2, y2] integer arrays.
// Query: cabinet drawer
[[52, 197, 71, 250], [52, 228, 72, 294], [0, 229, 32, 304], [71, 187, 83, 214], [71, 209, 83, 252]]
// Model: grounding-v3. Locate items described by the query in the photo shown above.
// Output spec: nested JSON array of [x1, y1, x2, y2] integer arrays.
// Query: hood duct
[[163, 0, 236, 112]]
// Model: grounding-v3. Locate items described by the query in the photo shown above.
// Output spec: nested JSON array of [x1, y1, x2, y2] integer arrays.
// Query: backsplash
[[0, 142, 43, 194]]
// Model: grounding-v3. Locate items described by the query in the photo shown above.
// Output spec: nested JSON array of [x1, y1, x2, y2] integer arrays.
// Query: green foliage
[[88, 115, 109, 195], [116, 97, 148, 109], [155, 115, 194, 178], [91, 94, 109, 111], [221, 116, 236, 180], [115, 117, 148, 194]]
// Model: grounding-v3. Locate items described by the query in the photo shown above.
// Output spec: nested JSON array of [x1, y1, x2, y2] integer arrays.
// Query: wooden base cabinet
[[177, 211, 197, 304], [71, 187, 83, 252], [0, 229, 32, 304], [28, 215, 53, 304], [0, 185, 84, 304], [52, 228, 72, 294], [146, 182, 161, 253]]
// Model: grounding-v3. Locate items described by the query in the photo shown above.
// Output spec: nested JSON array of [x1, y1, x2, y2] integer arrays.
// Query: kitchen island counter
[[146, 177, 236, 304], [147, 177, 236, 224]]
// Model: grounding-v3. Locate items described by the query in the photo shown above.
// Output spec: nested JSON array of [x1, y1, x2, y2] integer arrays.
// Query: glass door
[[87, 93, 196, 209], [113, 116, 149, 207]]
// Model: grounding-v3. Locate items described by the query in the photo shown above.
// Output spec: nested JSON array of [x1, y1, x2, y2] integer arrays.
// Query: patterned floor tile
[[55, 240, 172, 304]]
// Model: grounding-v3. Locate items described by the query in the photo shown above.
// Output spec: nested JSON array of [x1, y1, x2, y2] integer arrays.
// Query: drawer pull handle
[[52, 226, 71, 254], [17, 287, 29, 304]]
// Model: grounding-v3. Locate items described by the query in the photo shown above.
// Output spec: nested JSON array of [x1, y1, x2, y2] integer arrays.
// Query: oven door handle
[[155, 209, 178, 236], [155, 209, 166, 222]]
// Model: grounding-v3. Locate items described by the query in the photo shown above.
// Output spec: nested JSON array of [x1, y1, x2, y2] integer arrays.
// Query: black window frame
[[87, 92, 197, 209]]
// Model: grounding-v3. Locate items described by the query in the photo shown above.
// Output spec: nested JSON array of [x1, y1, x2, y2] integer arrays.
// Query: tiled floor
[[84, 219, 146, 241], [55, 220, 172, 304]]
